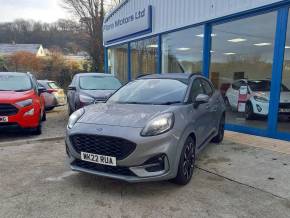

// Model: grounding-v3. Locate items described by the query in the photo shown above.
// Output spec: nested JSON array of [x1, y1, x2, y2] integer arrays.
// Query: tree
[[62, 0, 105, 72], [8, 52, 42, 72]]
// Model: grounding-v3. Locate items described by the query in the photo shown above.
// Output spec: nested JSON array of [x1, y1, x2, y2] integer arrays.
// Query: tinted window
[[79, 76, 122, 90], [162, 26, 203, 73], [232, 82, 240, 90], [131, 37, 158, 79], [108, 79, 188, 105], [0, 74, 32, 91], [191, 79, 204, 101], [201, 79, 213, 96], [248, 80, 289, 92]]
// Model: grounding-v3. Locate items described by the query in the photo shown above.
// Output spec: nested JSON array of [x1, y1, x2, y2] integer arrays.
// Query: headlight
[[79, 94, 94, 104], [254, 96, 269, 103], [15, 99, 33, 107], [67, 108, 85, 129], [141, 113, 174, 137]]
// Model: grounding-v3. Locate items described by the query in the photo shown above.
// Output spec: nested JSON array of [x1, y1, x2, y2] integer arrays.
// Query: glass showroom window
[[131, 37, 158, 79], [277, 11, 290, 134], [162, 26, 203, 73], [210, 12, 277, 129], [108, 44, 128, 84]]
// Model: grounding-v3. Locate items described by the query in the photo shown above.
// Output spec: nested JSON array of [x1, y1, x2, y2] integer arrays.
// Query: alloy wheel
[[182, 142, 195, 180]]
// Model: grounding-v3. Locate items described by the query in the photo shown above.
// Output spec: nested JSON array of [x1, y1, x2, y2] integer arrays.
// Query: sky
[[0, 0, 116, 23]]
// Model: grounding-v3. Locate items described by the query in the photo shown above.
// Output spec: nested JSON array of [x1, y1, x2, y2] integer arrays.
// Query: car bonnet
[[77, 103, 175, 128]]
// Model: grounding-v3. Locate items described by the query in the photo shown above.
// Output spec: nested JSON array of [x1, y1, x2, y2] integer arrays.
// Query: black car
[[67, 73, 122, 114]]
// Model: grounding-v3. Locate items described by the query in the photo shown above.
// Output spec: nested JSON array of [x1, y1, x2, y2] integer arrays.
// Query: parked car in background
[[67, 73, 122, 114], [225, 79, 290, 119], [0, 72, 46, 134], [66, 73, 226, 185], [38, 80, 67, 111]]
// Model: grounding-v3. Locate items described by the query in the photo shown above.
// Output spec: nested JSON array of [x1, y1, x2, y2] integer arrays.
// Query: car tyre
[[42, 110, 46, 121], [68, 105, 73, 115], [45, 107, 55, 111], [32, 123, 42, 135], [173, 136, 196, 185], [212, 115, 225, 143], [245, 102, 255, 120]]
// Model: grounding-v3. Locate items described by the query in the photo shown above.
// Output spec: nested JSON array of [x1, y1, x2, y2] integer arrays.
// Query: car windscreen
[[248, 80, 289, 92], [79, 76, 122, 90], [107, 79, 188, 105], [48, 82, 60, 89], [0, 74, 32, 91]]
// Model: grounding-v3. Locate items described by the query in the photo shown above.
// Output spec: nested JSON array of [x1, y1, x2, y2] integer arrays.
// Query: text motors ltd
[[104, 8, 146, 32]]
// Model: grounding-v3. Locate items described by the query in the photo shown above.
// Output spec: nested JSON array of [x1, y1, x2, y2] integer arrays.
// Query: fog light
[[144, 154, 166, 172], [24, 108, 34, 116], [256, 105, 262, 112]]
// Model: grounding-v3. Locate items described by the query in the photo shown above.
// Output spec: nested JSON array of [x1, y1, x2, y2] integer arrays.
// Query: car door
[[189, 79, 211, 147], [30, 75, 44, 115], [228, 81, 240, 108], [200, 79, 220, 133], [67, 76, 77, 111]]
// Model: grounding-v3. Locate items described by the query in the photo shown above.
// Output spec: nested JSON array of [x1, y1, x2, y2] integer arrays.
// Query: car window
[[48, 82, 60, 89], [79, 76, 122, 90], [191, 79, 204, 101], [38, 83, 45, 89], [0, 74, 32, 91], [200, 79, 214, 96], [108, 79, 188, 105], [232, 81, 240, 90]]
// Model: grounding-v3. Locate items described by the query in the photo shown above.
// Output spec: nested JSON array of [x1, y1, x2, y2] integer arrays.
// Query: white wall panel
[[104, 0, 284, 46]]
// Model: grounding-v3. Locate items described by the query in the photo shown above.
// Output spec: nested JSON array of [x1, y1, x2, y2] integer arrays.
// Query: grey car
[[38, 80, 67, 111], [67, 73, 122, 114], [65, 73, 226, 185]]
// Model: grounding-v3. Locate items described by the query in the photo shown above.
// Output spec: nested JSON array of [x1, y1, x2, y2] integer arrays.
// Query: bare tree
[[62, 0, 105, 72]]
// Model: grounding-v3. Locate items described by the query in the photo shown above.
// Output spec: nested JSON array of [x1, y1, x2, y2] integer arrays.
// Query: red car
[[0, 72, 46, 135]]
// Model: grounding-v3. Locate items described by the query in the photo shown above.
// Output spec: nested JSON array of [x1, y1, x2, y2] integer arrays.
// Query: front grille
[[72, 159, 136, 177], [279, 103, 290, 109], [70, 134, 136, 160], [0, 104, 18, 116], [0, 122, 18, 127]]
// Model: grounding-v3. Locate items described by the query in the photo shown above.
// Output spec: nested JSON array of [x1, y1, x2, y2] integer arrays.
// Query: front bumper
[[1, 105, 40, 129], [252, 101, 290, 116], [66, 122, 181, 182]]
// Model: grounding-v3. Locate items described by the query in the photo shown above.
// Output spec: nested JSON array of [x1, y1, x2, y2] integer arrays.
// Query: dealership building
[[103, 0, 290, 141]]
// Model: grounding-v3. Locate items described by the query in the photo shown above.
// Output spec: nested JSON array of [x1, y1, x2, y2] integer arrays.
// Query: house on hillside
[[0, 43, 46, 57]]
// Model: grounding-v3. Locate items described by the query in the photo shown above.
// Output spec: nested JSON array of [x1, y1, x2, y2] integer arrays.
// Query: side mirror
[[68, 85, 76, 91], [38, 87, 47, 95], [194, 94, 210, 108]]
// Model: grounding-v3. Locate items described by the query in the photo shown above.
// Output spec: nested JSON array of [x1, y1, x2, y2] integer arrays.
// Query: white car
[[225, 79, 290, 119]]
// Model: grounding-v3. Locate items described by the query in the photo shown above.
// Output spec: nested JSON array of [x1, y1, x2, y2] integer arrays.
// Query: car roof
[[138, 73, 202, 80], [75, 73, 114, 77], [0, 72, 28, 76]]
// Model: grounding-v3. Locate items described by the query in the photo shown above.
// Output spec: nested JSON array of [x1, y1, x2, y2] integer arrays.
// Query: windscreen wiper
[[159, 101, 183, 105], [14, 89, 29, 92]]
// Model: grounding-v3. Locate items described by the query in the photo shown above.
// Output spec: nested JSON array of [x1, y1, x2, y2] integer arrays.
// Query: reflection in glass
[[131, 37, 158, 79], [278, 11, 290, 134], [210, 12, 277, 129], [108, 44, 128, 83], [162, 26, 203, 73]]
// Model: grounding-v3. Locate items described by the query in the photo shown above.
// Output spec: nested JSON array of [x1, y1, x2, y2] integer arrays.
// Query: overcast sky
[[0, 0, 116, 23]]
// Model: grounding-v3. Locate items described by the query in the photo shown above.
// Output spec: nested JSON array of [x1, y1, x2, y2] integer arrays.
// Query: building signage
[[103, 5, 152, 44]]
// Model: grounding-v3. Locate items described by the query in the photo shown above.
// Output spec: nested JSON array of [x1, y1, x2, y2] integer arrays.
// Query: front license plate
[[0, 116, 8, 123], [81, 152, 117, 166], [279, 108, 290, 113]]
